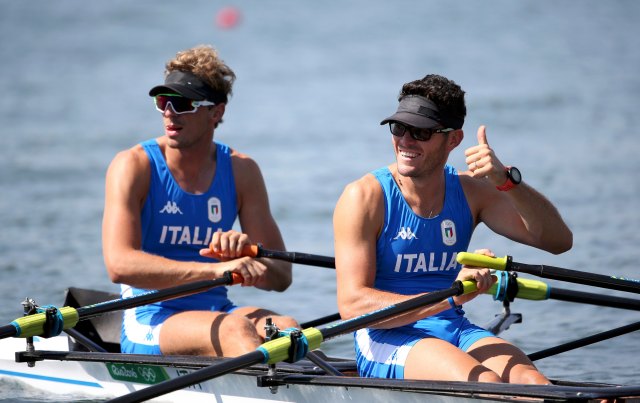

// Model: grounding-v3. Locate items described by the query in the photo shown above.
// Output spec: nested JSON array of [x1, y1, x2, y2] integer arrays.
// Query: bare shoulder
[[107, 144, 150, 177], [342, 173, 381, 201], [337, 172, 384, 220], [228, 148, 269, 212], [229, 148, 262, 182], [105, 144, 151, 203]]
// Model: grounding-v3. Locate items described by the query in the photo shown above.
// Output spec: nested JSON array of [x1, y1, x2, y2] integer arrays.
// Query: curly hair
[[399, 74, 466, 127], [165, 45, 236, 101]]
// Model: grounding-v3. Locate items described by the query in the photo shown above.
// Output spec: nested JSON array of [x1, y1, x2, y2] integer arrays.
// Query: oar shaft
[[257, 248, 335, 268], [109, 351, 266, 403], [510, 261, 640, 294], [549, 288, 640, 311], [300, 312, 341, 328], [484, 276, 640, 310], [209, 244, 336, 268], [319, 280, 473, 340], [3, 272, 242, 340], [77, 273, 239, 320], [529, 320, 640, 361], [0, 324, 17, 339], [457, 252, 640, 295]]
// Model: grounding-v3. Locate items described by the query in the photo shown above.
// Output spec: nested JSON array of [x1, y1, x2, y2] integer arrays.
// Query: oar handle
[[459, 280, 479, 295], [229, 272, 244, 284], [457, 252, 510, 270], [208, 244, 260, 259], [207, 243, 336, 268]]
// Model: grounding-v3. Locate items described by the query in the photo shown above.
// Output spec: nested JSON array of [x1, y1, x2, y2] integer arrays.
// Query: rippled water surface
[[1, 1, 639, 400]]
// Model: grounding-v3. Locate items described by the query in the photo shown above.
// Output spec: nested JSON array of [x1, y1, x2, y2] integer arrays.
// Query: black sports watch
[[496, 166, 522, 192]]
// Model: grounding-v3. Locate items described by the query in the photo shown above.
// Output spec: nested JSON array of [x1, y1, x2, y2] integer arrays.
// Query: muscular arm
[[464, 126, 573, 254], [102, 146, 251, 289], [232, 152, 292, 292], [334, 174, 455, 328]]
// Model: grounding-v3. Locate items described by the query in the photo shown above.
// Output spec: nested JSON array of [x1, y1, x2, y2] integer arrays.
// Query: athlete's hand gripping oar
[[201, 243, 336, 268], [0, 272, 243, 340], [107, 280, 480, 403], [458, 252, 640, 295]]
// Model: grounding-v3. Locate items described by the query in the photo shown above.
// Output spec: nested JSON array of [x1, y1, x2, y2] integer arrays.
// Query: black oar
[[458, 252, 640, 295], [207, 243, 336, 268], [486, 275, 640, 310], [108, 280, 479, 403], [299, 312, 341, 328], [247, 244, 639, 311], [547, 287, 640, 310], [0, 272, 242, 340], [220, 244, 640, 312], [296, 277, 640, 337], [529, 320, 640, 361]]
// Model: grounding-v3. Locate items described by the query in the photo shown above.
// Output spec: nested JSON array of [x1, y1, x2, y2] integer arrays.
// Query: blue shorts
[[120, 301, 238, 355], [354, 314, 496, 378]]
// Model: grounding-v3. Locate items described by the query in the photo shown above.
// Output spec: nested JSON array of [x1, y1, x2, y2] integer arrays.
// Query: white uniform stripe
[[121, 285, 163, 346], [355, 328, 413, 367]]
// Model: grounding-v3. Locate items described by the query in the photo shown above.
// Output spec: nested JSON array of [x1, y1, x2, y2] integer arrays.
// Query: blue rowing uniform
[[354, 165, 496, 378], [120, 139, 238, 354]]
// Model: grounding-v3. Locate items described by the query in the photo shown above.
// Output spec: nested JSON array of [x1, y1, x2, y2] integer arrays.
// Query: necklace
[[394, 171, 437, 218]]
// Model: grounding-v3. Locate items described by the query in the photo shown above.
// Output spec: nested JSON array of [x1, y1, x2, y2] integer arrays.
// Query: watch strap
[[496, 166, 517, 192]]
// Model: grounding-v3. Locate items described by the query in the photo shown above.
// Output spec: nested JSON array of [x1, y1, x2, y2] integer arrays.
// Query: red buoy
[[215, 6, 241, 29]]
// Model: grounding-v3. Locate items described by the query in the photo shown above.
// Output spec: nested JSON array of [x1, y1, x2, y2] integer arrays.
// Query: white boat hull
[[0, 335, 484, 402], [3, 334, 640, 403]]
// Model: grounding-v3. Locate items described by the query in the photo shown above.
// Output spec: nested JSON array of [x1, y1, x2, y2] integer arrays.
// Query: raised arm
[[463, 126, 573, 254]]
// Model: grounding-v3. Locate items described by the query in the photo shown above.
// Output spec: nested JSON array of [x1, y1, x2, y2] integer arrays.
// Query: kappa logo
[[159, 201, 183, 215], [394, 227, 418, 240]]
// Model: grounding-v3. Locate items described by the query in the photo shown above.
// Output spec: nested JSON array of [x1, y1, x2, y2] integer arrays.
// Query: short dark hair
[[398, 74, 466, 128]]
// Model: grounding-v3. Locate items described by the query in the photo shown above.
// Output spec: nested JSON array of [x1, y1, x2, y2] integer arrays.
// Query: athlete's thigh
[[404, 337, 498, 382], [159, 310, 256, 356], [466, 336, 545, 383], [232, 306, 298, 336]]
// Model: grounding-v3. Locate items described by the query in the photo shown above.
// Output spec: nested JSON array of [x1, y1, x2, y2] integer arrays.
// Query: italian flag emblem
[[441, 219, 457, 246]]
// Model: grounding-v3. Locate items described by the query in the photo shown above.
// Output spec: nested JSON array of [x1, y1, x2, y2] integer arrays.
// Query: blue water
[[1, 1, 639, 400]]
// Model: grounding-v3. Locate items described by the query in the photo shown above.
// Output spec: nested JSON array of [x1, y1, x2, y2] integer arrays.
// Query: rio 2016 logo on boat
[[107, 362, 169, 384]]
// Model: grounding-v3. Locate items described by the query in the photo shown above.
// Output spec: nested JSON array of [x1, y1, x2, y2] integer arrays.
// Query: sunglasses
[[389, 122, 454, 142], [154, 94, 216, 114]]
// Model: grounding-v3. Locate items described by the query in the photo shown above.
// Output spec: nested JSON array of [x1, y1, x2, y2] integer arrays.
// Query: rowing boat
[[1, 286, 639, 402]]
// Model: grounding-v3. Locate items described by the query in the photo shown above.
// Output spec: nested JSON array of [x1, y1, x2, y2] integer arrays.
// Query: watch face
[[509, 167, 522, 184]]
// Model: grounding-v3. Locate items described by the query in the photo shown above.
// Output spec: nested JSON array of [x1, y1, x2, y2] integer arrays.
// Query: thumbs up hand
[[464, 125, 507, 186]]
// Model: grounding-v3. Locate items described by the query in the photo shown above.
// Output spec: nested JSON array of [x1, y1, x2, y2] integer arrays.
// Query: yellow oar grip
[[11, 307, 79, 338], [485, 277, 549, 301], [457, 252, 508, 270], [259, 327, 324, 365], [460, 280, 478, 295]]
